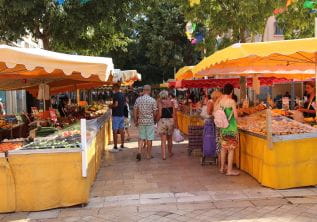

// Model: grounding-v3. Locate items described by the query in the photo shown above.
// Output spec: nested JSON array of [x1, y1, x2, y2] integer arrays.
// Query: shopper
[[110, 84, 125, 152], [157, 90, 178, 160], [298, 82, 316, 117], [215, 84, 239, 176], [0, 98, 5, 115], [124, 97, 131, 141], [134, 85, 157, 161]]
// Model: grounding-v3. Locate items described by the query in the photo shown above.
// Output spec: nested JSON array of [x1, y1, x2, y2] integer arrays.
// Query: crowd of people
[[109, 82, 240, 176], [110, 84, 178, 161], [109, 81, 316, 176]]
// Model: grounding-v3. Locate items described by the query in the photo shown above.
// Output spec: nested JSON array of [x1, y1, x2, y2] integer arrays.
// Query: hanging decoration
[[56, 0, 90, 5], [303, 0, 317, 9], [273, 0, 295, 15], [303, 0, 317, 13], [189, 0, 200, 7], [185, 22, 197, 41]]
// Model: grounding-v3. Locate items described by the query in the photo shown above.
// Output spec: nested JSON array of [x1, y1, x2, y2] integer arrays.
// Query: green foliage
[[178, 0, 279, 55], [277, 0, 315, 39], [110, 1, 200, 84], [0, 0, 141, 52]]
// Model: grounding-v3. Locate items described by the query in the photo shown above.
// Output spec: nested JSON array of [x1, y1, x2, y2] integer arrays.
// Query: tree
[[0, 0, 142, 52], [276, 0, 315, 39], [110, 1, 200, 84], [178, 0, 279, 55]]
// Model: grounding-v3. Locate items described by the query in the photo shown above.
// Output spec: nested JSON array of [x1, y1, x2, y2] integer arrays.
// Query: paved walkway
[[1, 128, 317, 222]]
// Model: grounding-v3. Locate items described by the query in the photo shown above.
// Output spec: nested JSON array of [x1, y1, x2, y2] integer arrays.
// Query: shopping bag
[[173, 129, 184, 143]]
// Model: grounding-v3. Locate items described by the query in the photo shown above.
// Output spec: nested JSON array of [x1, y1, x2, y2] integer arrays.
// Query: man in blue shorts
[[134, 85, 158, 160], [110, 84, 125, 152]]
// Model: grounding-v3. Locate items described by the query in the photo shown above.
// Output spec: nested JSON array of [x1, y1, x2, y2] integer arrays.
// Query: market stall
[[175, 66, 194, 81], [192, 38, 317, 189], [0, 45, 115, 212]]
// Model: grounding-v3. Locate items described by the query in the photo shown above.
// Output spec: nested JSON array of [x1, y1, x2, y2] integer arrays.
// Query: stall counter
[[0, 153, 15, 213], [177, 111, 204, 135], [239, 131, 317, 189], [0, 112, 112, 212]]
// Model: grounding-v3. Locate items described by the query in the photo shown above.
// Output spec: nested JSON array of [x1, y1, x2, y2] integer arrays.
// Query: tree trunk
[[42, 36, 50, 50]]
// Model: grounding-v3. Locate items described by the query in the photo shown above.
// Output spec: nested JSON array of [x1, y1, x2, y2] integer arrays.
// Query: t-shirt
[[134, 95, 157, 126], [112, 92, 125, 117]]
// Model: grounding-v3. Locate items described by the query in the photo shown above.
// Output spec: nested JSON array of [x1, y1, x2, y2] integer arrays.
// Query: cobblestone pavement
[[1, 129, 317, 222]]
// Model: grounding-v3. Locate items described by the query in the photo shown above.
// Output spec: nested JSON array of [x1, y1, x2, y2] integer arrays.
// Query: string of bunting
[[56, 0, 90, 5]]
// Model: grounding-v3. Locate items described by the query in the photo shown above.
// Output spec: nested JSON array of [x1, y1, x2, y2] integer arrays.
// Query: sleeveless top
[[161, 107, 173, 118], [220, 107, 238, 137]]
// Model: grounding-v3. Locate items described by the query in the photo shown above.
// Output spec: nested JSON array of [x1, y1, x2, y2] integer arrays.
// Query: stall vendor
[[58, 98, 68, 117], [298, 82, 316, 117]]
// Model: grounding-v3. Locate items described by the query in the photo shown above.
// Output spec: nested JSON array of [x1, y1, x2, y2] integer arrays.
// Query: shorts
[[157, 118, 174, 136], [138, 125, 155, 141], [112, 116, 124, 131]]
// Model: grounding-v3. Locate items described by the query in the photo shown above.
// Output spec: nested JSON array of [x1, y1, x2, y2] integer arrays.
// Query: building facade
[[0, 35, 43, 114]]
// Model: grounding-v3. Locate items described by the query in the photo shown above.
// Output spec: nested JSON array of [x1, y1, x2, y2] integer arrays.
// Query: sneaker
[[109, 148, 119, 153], [136, 153, 141, 161]]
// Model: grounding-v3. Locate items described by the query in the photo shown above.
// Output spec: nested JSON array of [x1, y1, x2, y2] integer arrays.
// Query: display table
[[177, 111, 204, 135], [0, 123, 28, 141], [239, 131, 317, 189], [0, 112, 112, 213], [0, 153, 15, 212]]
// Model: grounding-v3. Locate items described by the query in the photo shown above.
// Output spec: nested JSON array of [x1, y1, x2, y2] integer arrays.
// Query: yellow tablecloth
[[0, 156, 15, 213], [240, 132, 317, 189], [0, 118, 111, 212]]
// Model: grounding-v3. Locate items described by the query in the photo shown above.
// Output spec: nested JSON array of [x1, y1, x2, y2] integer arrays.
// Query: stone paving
[[1, 128, 317, 222]]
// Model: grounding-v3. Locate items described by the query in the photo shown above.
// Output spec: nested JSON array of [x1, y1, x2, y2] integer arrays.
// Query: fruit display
[[0, 138, 27, 152], [86, 104, 109, 118], [0, 142, 23, 152], [36, 127, 58, 137], [238, 104, 266, 117], [238, 110, 317, 136], [22, 124, 82, 150]]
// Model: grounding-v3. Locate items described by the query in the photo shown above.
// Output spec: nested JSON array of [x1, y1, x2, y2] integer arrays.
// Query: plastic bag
[[173, 129, 184, 143]]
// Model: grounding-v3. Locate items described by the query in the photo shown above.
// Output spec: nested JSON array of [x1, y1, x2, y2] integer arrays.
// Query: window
[[274, 22, 283, 35]]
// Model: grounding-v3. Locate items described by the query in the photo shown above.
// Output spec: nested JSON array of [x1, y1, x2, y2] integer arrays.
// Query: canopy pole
[[315, 52, 317, 117]]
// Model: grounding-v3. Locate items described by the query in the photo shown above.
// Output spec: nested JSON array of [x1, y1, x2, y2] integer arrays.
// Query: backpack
[[124, 104, 129, 118], [214, 108, 233, 128]]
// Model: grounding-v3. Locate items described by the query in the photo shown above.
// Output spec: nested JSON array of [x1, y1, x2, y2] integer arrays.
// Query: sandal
[[219, 169, 226, 174], [226, 171, 240, 176]]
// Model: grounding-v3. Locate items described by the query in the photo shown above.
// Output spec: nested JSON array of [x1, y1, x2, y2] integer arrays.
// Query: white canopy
[[0, 44, 114, 83], [113, 69, 141, 83]]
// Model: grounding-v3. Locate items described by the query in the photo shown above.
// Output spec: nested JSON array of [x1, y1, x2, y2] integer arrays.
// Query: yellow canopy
[[193, 38, 317, 80], [175, 66, 194, 80], [159, 82, 169, 88]]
